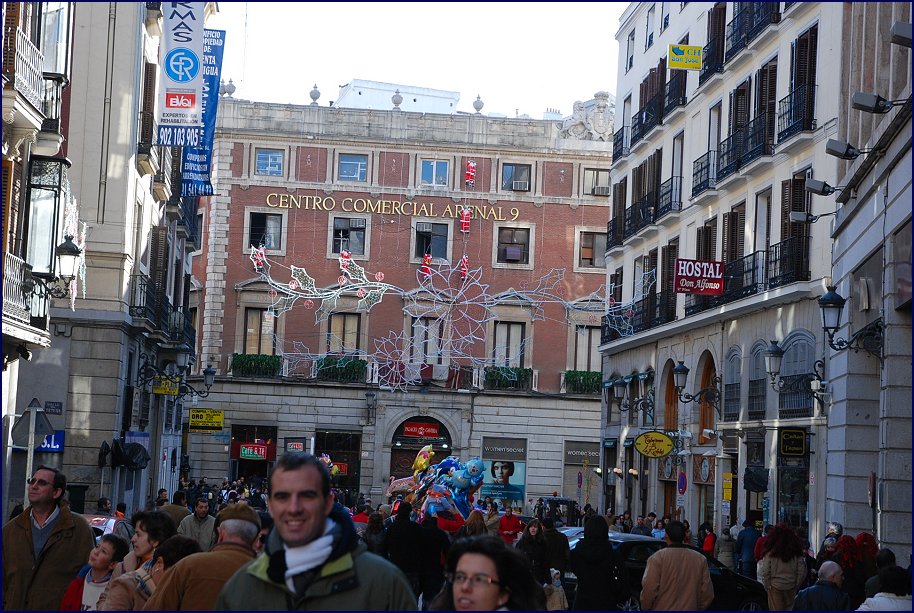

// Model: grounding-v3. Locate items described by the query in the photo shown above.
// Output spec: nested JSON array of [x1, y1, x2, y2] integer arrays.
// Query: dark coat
[[793, 580, 852, 611], [736, 526, 761, 563], [569, 520, 630, 610], [517, 534, 550, 584], [2, 504, 95, 610], [214, 504, 417, 610], [384, 515, 426, 574], [543, 527, 571, 574]]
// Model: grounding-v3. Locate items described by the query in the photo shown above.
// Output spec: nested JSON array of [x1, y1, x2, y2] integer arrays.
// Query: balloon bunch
[[386, 447, 485, 519]]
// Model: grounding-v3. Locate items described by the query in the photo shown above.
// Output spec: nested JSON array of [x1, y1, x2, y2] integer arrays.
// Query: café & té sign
[[635, 431, 675, 458], [674, 258, 725, 296]]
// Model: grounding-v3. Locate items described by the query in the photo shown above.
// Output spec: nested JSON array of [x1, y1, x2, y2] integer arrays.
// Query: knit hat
[[216, 501, 261, 529]]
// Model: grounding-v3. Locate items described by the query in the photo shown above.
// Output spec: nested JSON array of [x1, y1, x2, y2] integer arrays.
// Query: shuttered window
[[722, 204, 746, 263]]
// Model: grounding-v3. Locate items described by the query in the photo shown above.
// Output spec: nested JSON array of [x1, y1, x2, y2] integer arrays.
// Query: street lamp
[[672, 361, 721, 417], [763, 340, 827, 410], [818, 286, 883, 361], [610, 376, 655, 422], [136, 352, 215, 399], [25, 235, 83, 299], [365, 390, 377, 425]]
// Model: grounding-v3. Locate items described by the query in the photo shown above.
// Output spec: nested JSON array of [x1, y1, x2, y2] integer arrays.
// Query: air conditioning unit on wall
[[512, 180, 529, 191], [592, 185, 611, 196]]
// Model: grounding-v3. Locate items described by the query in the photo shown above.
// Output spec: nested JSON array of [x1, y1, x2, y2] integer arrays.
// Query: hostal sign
[[674, 258, 725, 296]]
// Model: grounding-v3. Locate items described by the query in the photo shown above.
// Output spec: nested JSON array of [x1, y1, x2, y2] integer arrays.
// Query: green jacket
[[2, 503, 95, 610], [215, 505, 417, 611]]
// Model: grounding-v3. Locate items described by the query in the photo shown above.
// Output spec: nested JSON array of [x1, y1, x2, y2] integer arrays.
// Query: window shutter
[[736, 206, 746, 259], [696, 226, 705, 259], [649, 248, 658, 275], [722, 212, 731, 263], [657, 57, 667, 100], [652, 148, 663, 194], [149, 226, 170, 293], [632, 164, 643, 202]]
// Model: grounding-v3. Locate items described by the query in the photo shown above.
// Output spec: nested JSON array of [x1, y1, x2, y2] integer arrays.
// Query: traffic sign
[[11, 399, 55, 448], [677, 470, 688, 495]]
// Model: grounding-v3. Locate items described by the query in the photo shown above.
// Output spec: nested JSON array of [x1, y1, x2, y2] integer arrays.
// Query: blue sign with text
[[181, 29, 225, 197]]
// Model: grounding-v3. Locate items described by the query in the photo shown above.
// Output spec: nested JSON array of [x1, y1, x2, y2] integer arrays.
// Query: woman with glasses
[[430, 534, 545, 611]]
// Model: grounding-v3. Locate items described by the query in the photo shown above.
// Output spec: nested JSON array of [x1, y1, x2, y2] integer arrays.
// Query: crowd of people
[[4, 462, 911, 611]]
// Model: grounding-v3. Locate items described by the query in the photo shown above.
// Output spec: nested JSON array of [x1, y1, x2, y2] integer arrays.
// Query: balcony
[[137, 111, 159, 176], [483, 366, 537, 392], [766, 235, 809, 289], [152, 145, 172, 202], [623, 193, 657, 241], [3, 252, 34, 327], [655, 176, 682, 224], [711, 251, 766, 306], [180, 197, 200, 249], [746, 2, 780, 45], [777, 84, 816, 149], [691, 150, 718, 199], [740, 112, 775, 170], [3, 26, 45, 110], [601, 314, 621, 345], [716, 131, 744, 184], [607, 218, 624, 253], [684, 293, 712, 317], [129, 273, 172, 333], [168, 306, 196, 347], [724, 9, 749, 63], [630, 292, 656, 333], [698, 37, 725, 88], [612, 126, 631, 164], [632, 93, 664, 151], [663, 72, 687, 122], [232, 353, 282, 378], [630, 113, 644, 149], [560, 370, 602, 395], [314, 355, 369, 383]]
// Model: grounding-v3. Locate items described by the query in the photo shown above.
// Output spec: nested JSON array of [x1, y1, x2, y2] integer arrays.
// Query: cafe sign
[[634, 431, 675, 458], [240, 443, 268, 460], [674, 258, 725, 296], [779, 429, 807, 456]]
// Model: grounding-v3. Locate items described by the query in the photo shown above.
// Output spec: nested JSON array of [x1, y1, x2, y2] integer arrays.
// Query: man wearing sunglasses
[[3, 465, 94, 610]]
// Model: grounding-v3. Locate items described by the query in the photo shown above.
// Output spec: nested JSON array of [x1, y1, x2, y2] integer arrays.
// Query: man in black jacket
[[542, 518, 570, 578], [383, 501, 425, 597], [793, 561, 851, 610], [417, 515, 450, 610]]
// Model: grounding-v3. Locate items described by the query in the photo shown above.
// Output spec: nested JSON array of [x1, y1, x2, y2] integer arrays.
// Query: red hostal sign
[[403, 422, 439, 437], [674, 258, 725, 295]]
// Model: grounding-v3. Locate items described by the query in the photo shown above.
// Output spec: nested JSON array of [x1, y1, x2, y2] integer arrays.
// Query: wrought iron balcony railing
[[741, 112, 775, 164], [724, 9, 749, 62], [607, 217, 623, 250], [778, 374, 814, 419], [2, 26, 45, 109], [699, 37, 724, 86], [747, 378, 767, 420], [655, 176, 682, 222], [766, 235, 810, 289], [664, 72, 687, 116], [613, 126, 631, 163], [715, 250, 766, 306], [3, 252, 34, 326], [777, 83, 816, 143], [631, 113, 645, 148], [639, 92, 664, 137], [717, 130, 743, 181], [691, 150, 718, 197], [723, 381, 740, 422], [747, 2, 780, 43]]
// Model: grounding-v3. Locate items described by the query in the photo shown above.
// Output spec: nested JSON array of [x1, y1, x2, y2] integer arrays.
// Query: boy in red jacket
[[59, 534, 129, 610]]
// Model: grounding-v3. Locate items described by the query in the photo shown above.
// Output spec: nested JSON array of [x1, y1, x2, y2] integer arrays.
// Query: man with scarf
[[215, 452, 417, 610]]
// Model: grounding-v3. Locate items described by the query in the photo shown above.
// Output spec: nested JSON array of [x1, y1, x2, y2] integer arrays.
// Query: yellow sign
[[668, 44, 703, 70], [634, 431, 675, 458], [152, 376, 178, 396], [189, 409, 224, 433], [723, 471, 733, 500]]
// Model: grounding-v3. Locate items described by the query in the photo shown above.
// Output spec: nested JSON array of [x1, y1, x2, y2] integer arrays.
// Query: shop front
[[776, 428, 810, 531], [229, 424, 278, 488], [389, 417, 453, 483]]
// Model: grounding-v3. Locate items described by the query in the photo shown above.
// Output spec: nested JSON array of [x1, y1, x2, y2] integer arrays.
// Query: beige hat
[[216, 501, 261, 528]]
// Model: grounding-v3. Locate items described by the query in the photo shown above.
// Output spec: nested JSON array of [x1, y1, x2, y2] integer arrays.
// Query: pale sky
[[207, 2, 629, 118]]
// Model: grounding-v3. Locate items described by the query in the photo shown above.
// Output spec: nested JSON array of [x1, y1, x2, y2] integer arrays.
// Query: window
[[497, 227, 530, 264], [411, 317, 443, 364], [574, 326, 601, 371], [338, 154, 368, 182], [724, 351, 741, 422], [493, 321, 526, 367], [255, 149, 283, 176], [420, 159, 449, 187], [660, 2, 670, 30], [626, 31, 636, 72], [748, 346, 767, 420], [244, 308, 275, 355], [327, 313, 360, 354], [579, 231, 607, 268], [332, 217, 367, 255], [501, 163, 531, 191], [415, 222, 449, 259], [249, 212, 282, 250], [583, 168, 610, 195], [645, 6, 655, 49]]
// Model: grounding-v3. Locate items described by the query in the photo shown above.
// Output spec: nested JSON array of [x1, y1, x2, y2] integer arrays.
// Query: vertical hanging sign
[[157, 2, 206, 147], [182, 29, 225, 196]]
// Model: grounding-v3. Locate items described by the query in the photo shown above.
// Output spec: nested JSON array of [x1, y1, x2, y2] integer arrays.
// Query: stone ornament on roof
[[559, 91, 614, 141]]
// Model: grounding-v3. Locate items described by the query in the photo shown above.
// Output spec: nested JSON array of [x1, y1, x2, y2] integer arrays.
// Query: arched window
[[723, 350, 741, 422], [779, 333, 815, 419], [748, 343, 767, 420]]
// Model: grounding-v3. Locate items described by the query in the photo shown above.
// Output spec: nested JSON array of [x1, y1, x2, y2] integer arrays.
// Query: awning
[[603, 438, 617, 448], [605, 371, 655, 386]]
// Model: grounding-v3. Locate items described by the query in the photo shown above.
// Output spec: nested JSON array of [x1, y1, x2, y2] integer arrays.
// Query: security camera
[[825, 139, 860, 160], [701, 428, 719, 439]]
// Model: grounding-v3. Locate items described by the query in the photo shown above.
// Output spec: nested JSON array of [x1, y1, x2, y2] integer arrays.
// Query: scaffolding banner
[[181, 29, 225, 196], [157, 2, 206, 147]]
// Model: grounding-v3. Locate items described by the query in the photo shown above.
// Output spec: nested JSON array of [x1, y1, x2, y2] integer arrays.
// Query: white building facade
[[602, 1, 848, 543]]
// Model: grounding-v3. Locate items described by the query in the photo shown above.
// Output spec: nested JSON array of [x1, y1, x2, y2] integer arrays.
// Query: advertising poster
[[157, 2, 206, 147], [479, 459, 526, 509], [181, 29, 225, 196]]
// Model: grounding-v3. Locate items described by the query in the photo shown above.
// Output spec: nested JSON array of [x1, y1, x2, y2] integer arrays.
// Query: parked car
[[80, 514, 134, 546], [562, 531, 767, 611]]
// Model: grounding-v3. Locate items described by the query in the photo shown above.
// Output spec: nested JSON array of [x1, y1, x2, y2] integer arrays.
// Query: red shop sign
[[335, 462, 349, 476], [674, 258, 725, 296], [403, 422, 439, 437]]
